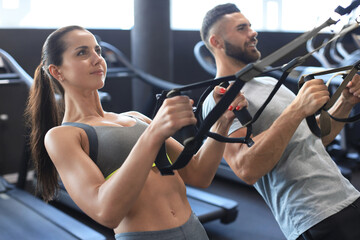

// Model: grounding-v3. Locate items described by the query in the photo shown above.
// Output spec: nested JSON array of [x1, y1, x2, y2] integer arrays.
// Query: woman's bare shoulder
[[44, 125, 84, 157], [45, 125, 81, 140]]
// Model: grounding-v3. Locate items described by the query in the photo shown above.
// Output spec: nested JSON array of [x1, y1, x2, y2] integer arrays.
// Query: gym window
[[0, 0, 357, 32]]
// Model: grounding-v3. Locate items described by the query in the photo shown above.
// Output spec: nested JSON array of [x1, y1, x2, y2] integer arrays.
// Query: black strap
[[335, 0, 360, 15], [153, 61, 300, 175], [251, 57, 304, 125], [298, 60, 360, 137], [62, 122, 99, 163], [154, 69, 258, 175], [329, 112, 360, 122]]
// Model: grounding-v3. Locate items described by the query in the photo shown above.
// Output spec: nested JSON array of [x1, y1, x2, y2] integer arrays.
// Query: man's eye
[[237, 24, 249, 31]]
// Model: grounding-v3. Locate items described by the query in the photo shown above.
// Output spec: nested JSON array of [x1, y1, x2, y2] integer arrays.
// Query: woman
[[26, 25, 247, 240]]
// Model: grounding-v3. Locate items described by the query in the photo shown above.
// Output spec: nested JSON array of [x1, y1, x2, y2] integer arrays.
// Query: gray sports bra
[[62, 117, 167, 179]]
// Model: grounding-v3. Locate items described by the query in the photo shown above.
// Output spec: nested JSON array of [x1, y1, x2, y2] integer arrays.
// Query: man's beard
[[224, 40, 260, 64]]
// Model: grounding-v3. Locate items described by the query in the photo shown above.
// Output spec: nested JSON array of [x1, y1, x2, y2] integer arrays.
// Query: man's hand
[[341, 74, 360, 106], [293, 79, 330, 118]]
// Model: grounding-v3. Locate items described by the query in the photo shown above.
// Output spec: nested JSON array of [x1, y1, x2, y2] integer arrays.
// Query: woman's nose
[[91, 51, 102, 65]]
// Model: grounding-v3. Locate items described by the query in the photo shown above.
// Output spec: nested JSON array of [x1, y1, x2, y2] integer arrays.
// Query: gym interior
[[1, 1, 360, 239]]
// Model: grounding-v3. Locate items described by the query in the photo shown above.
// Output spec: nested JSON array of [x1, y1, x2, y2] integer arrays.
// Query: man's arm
[[320, 74, 360, 146], [223, 79, 330, 185]]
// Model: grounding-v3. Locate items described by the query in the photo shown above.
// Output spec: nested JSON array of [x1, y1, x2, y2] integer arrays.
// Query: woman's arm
[[45, 124, 162, 228], [45, 96, 197, 229]]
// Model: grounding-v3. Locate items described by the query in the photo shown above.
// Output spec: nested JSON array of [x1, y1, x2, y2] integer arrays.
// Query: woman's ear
[[48, 64, 63, 82]]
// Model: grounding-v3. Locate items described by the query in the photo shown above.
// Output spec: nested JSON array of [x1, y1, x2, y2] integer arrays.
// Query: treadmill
[[0, 49, 106, 239], [0, 176, 106, 240]]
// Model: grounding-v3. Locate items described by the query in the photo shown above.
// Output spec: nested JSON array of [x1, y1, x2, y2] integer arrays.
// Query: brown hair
[[25, 25, 86, 201]]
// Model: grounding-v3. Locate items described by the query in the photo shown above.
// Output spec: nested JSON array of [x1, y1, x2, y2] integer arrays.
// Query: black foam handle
[[219, 82, 253, 126], [234, 108, 253, 126], [166, 89, 196, 146]]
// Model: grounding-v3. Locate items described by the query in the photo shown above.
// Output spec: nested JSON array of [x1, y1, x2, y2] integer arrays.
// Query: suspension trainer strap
[[152, 75, 236, 119], [335, 0, 360, 16], [251, 57, 305, 125], [154, 70, 256, 175], [298, 60, 360, 137]]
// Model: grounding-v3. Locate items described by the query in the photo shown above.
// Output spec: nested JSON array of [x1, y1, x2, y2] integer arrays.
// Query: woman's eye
[[77, 50, 86, 56], [95, 47, 102, 56]]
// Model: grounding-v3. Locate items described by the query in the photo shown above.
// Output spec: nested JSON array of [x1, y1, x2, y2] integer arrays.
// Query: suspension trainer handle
[[298, 60, 360, 137], [166, 89, 197, 147], [219, 81, 253, 127]]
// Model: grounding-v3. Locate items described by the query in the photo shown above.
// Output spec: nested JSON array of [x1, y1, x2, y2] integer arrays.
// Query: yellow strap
[[105, 153, 172, 180]]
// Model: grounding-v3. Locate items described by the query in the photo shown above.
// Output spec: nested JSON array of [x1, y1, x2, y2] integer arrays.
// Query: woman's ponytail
[[25, 25, 84, 202], [25, 62, 62, 201]]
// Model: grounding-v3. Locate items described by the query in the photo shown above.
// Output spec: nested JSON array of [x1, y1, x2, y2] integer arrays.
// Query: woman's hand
[[213, 84, 248, 123], [150, 95, 197, 142]]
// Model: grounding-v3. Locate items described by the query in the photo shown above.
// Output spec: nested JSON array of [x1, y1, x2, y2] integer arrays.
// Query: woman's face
[[56, 29, 107, 91]]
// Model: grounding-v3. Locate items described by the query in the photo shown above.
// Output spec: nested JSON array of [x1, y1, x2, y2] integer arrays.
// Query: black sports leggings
[[297, 197, 360, 240]]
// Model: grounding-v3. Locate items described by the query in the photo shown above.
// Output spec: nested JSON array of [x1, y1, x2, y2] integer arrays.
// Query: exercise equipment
[[299, 61, 360, 138], [0, 49, 31, 178], [0, 49, 106, 239], [0, 176, 106, 240]]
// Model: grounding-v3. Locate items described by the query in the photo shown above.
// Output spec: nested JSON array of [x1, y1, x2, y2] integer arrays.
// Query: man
[[201, 3, 360, 240]]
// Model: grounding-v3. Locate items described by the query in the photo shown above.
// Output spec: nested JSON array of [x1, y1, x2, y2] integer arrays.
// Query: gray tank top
[[62, 117, 166, 179]]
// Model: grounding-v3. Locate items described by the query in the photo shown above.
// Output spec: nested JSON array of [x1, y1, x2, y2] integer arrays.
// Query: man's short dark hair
[[200, 3, 240, 48]]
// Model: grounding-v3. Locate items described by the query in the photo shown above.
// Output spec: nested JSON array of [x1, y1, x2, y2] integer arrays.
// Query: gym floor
[[40, 167, 360, 240]]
